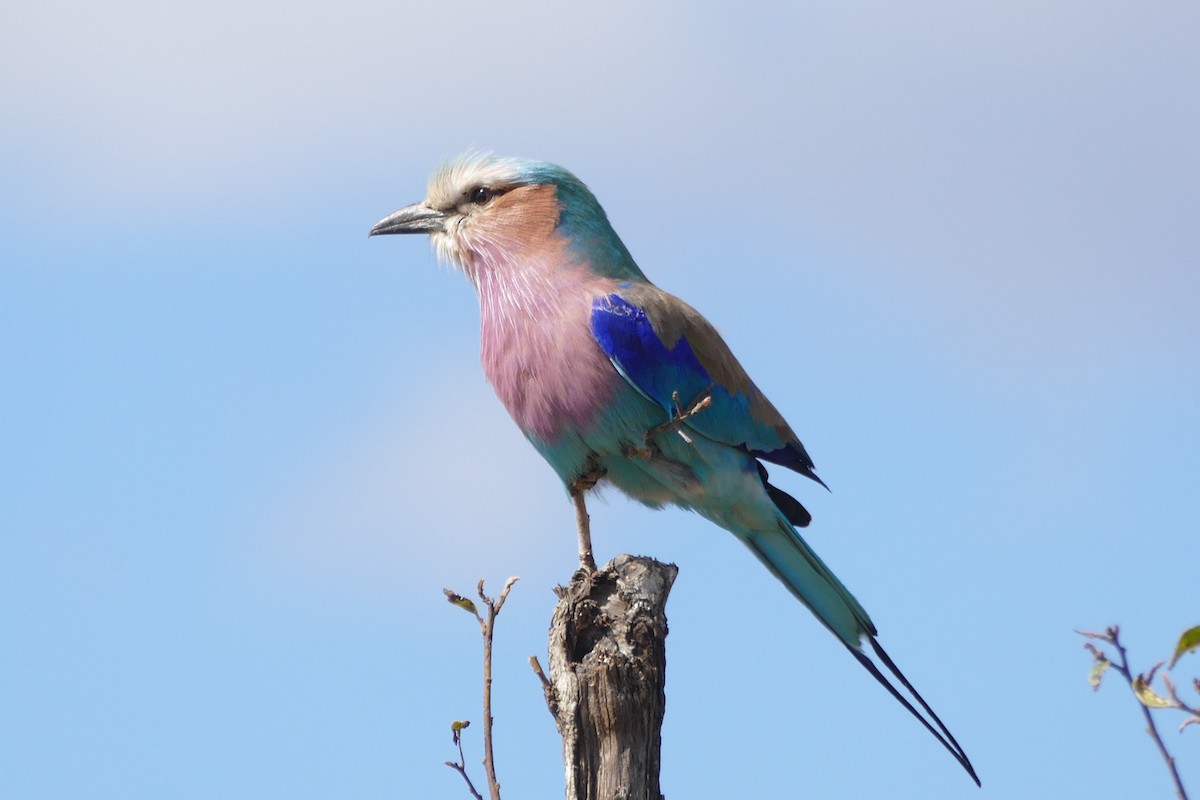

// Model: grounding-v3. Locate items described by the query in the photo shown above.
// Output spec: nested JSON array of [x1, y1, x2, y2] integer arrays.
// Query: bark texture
[[541, 554, 677, 800]]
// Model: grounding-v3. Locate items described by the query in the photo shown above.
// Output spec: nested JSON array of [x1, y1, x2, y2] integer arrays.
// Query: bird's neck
[[470, 239, 582, 323]]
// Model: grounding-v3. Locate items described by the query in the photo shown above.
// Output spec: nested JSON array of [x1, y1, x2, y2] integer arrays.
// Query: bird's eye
[[470, 186, 495, 204]]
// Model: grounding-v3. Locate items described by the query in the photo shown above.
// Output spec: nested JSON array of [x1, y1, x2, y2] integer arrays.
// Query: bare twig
[[1162, 673, 1200, 731], [445, 721, 484, 800], [445, 578, 519, 800], [479, 578, 517, 800], [529, 655, 552, 689], [1079, 626, 1190, 800]]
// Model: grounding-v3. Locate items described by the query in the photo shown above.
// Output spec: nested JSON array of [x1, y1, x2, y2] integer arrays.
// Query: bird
[[370, 153, 979, 786]]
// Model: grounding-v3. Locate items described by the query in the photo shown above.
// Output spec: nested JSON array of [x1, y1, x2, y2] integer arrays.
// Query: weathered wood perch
[[540, 554, 678, 800]]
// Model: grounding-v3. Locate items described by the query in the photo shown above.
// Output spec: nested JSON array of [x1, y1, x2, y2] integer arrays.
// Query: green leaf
[[1169, 625, 1200, 668], [443, 588, 478, 615], [1088, 658, 1111, 690], [1132, 675, 1175, 709], [451, 597, 478, 614]]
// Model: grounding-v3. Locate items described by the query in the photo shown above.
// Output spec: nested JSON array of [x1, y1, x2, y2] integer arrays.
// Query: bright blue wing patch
[[591, 292, 823, 486], [591, 293, 752, 428]]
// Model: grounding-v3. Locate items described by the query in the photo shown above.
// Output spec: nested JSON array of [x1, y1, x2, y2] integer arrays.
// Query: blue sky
[[3, 1, 1198, 797]]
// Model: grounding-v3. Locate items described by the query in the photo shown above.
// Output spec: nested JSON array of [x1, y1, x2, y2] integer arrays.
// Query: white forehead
[[427, 153, 526, 208]]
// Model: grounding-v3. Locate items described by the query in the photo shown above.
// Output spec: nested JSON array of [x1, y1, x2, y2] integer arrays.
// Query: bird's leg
[[645, 385, 714, 445], [571, 490, 597, 573], [569, 467, 606, 573]]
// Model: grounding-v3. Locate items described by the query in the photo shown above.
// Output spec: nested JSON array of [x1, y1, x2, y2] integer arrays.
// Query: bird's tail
[[740, 520, 980, 786]]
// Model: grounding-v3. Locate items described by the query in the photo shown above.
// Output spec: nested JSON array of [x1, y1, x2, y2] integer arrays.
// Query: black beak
[[369, 203, 446, 236]]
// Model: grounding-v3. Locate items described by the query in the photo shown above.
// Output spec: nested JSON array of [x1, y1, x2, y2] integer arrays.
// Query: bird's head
[[369, 153, 645, 283]]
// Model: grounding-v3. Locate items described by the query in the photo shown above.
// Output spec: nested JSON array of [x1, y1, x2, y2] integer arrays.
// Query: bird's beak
[[368, 202, 446, 236]]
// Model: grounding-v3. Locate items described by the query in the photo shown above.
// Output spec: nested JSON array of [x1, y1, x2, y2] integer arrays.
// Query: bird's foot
[[645, 386, 714, 445], [569, 466, 607, 495], [622, 442, 657, 461]]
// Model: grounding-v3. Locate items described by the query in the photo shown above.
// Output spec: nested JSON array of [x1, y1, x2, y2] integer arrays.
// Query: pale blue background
[[3, 2, 1198, 797]]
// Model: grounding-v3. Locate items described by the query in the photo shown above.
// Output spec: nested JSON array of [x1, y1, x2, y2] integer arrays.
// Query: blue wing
[[590, 285, 825, 491]]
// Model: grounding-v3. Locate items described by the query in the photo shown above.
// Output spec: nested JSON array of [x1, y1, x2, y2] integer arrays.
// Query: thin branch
[[445, 722, 485, 800], [1162, 673, 1200, 720], [1080, 626, 1189, 800], [444, 578, 519, 800], [476, 577, 518, 800], [529, 655, 552, 689]]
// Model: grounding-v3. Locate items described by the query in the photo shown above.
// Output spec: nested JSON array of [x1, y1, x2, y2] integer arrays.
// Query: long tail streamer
[[847, 638, 981, 786]]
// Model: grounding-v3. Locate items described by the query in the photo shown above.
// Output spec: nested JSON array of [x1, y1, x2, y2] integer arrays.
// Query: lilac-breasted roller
[[370, 154, 978, 785]]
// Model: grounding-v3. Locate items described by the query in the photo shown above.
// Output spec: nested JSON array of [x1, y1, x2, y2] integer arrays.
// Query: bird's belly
[[499, 358, 679, 497], [507, 355, 780, 533]]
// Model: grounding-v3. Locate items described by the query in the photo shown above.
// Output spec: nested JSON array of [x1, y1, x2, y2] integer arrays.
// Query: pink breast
[[477, 268, 620, 442]]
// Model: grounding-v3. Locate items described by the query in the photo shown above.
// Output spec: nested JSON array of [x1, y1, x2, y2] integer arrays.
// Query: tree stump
[[541, 554, 678, 800]]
